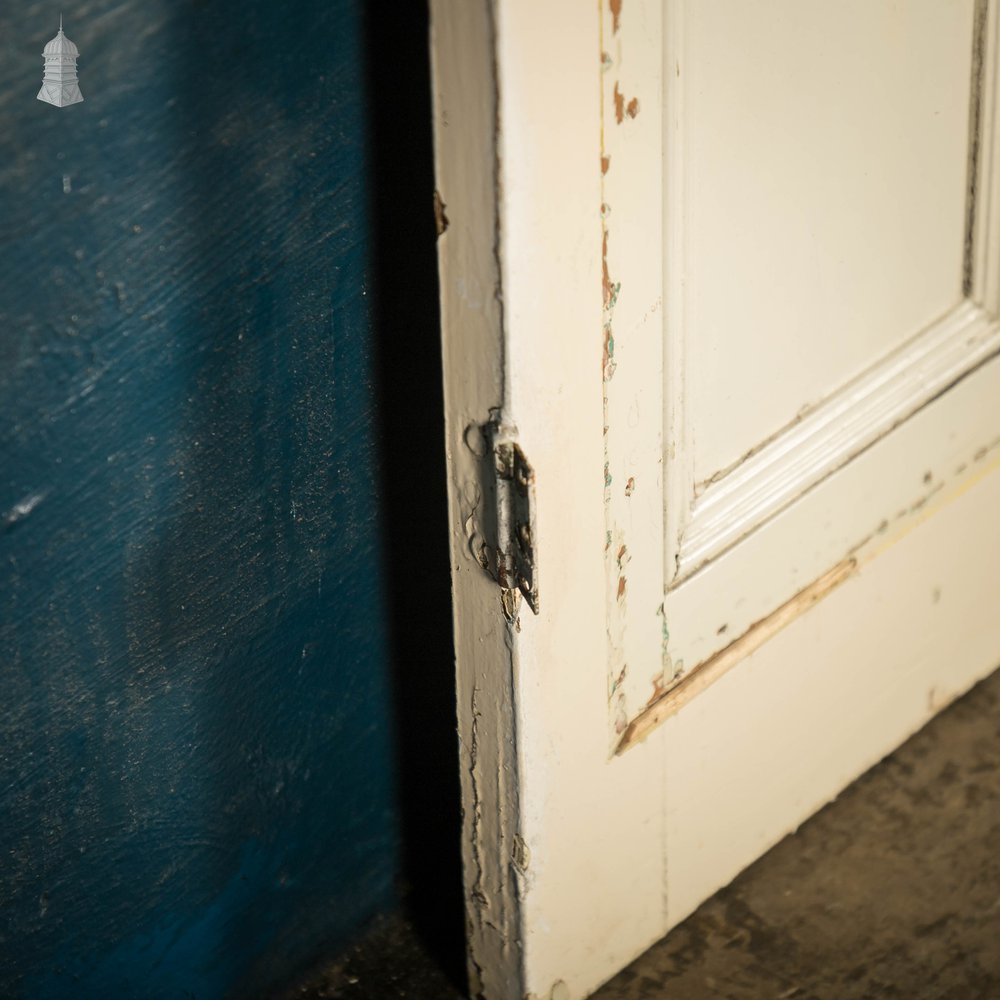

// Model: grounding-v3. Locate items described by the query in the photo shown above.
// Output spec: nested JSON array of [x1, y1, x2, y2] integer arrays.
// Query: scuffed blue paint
[[0, 1, 400, 997], [32, 840, 284, 999]]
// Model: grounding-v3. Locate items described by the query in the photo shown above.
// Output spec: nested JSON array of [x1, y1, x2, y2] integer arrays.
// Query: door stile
[[429, 3, 525, 996]]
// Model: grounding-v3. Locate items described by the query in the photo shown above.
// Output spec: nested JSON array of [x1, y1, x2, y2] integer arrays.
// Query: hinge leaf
[[492, 425, 539, 615]]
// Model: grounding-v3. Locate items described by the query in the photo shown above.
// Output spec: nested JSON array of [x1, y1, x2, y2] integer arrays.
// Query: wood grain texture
[[0, 2, 421, 996]]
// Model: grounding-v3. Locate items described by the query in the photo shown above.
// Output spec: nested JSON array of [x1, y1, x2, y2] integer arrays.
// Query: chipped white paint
[[432, 0, 1000, 996], [429, 4, 522, 995], [600, 0, 667, 747], [615, 0, 1000, 741], [678, 302, 1000, 578]]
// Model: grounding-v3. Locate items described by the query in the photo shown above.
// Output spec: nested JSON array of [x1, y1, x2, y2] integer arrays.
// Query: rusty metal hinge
[[493, 426, 539, 615]]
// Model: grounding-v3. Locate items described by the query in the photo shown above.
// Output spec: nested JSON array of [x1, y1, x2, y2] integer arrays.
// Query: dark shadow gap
[[362, 0, 467, 992]]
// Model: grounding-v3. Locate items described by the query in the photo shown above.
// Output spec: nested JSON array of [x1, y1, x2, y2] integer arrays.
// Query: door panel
[[430, 2, 1000, 997], [605, 0, 1000, 747], [685, 0, 974, 482]]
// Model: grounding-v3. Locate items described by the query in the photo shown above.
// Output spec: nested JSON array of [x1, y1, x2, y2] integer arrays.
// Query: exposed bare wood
[[617, 558, 857, 754]]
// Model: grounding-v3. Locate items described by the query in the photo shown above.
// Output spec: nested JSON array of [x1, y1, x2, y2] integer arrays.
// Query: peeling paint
[[512, 835, 530, 876], [610, 0, 623, 34], [524, 980, 571, 1000], [613, 84, 639, 124], [433, 189, 449, 237], [618, 559, 858, 753], [601, 214, 620, 382], [469, 684, 488, 912], [600, 0, 638, 751], [614, 692, 628, 734], [550, 981, 571, 1000], [464, 421, 489, 458], [613, 82, 625, 124], [502, 590, 521, 627], [649, 673, 667, 702], [601, 224, 612, 305], [610, 663, 627, 696]]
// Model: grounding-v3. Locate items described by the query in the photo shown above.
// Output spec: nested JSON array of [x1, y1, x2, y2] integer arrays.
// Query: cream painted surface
[[601, 0, 667, 744], [430, 2, 1000, 999], [429, 5, 523, 996], [684, 0, 973, 480], [621, 0, 1000, 734]]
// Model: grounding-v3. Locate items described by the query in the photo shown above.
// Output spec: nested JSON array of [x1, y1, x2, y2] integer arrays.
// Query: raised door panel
[[684, 0, 973, 482], [605, 0, 1000, 747]]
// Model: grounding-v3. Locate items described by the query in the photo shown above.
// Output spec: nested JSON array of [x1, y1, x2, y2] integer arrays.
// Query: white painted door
[[430, 2, 1000, 998]]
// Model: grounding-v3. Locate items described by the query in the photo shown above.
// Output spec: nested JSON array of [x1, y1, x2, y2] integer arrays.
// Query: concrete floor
[[289, 666, 1000, 999]]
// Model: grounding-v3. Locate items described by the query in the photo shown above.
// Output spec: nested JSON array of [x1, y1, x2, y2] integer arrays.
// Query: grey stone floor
[[289, 667, 1000, 999]]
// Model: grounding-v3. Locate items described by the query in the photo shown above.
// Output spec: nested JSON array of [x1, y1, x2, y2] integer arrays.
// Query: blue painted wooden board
[[0, 2, 404, 996]]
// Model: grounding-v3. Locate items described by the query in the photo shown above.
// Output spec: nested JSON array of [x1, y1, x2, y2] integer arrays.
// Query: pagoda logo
[[38, 17, 83, 108]]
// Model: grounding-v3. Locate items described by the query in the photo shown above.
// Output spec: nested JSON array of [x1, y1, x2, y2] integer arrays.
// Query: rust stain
[[601, 155, 610, 175], [610, 0, 623, 34], [617, 575, 626, 600], [626, 96, 639, 119], [617, 543, 627, 566], [625, 476, 635, 496]]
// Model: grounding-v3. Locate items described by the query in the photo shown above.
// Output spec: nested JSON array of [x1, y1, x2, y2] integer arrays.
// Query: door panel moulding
[[617, 557, 857, 752], [677, 304, 1000, 580], [606, 0, 1000, 744], [629, 348, 1000, 751], [676, 0, 1000, 580]]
